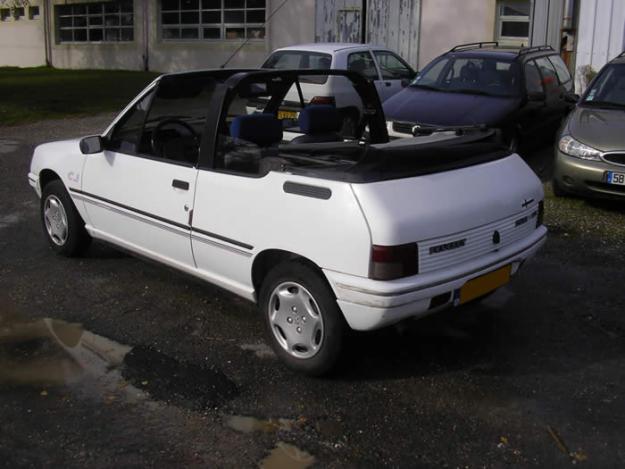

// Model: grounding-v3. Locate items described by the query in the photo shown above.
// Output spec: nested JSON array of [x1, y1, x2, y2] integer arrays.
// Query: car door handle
[[385, 82, 392, 87], [172, 179, 189, 190]]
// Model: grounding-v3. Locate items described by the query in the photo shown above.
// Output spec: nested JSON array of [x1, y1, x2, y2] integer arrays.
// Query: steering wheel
[[151, 118, 199, 158]]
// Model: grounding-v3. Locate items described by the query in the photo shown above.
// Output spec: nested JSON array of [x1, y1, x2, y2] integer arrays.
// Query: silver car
[[554, 54, 625, 198]]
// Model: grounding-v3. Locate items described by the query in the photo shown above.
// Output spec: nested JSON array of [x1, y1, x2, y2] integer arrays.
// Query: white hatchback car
[[260, 43, 416, 136], [29, 69, 546, 375]]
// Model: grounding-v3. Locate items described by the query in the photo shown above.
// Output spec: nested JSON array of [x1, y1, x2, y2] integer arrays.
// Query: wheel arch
[[251, 249, 329, 302], [39, 169, 62, 190]]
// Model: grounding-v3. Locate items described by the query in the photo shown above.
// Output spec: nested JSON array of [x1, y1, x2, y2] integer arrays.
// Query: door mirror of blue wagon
[[565, 92, 580, 104]]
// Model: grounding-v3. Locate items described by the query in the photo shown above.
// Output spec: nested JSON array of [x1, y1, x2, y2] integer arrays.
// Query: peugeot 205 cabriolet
[[28, 69, 547, 375]]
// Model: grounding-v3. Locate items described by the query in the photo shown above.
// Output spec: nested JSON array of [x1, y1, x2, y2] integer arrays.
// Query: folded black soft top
[[284, 130, 512, 183]]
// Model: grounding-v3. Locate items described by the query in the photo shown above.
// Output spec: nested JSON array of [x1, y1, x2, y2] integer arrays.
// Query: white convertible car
[[28, 69, 546, 375]]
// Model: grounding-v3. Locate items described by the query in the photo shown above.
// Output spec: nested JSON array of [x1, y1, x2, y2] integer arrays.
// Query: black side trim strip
[[283, 182, 332, 200], [192, 227, 253, 250], [70, 188, 253, 250], [70, 188, 189, 231]]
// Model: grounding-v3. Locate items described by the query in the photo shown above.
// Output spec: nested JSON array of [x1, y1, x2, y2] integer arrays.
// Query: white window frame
[[159, 0, 266, 42], [56, 1, 134, 44], [496, 0, 531, 44]]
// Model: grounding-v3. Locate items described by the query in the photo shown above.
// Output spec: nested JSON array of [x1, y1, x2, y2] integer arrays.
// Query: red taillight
[[369, 243, 419, 280], [537, 200, 544, 227], [310, 96, 336, 106]]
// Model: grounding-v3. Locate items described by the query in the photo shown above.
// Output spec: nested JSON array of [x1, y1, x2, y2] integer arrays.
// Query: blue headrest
[[298, 105, 341, 134], [230, 114, 283, 146]]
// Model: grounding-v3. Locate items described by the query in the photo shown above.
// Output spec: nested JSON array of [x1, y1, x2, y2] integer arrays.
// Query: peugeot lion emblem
[[492, 230, 501, 245]]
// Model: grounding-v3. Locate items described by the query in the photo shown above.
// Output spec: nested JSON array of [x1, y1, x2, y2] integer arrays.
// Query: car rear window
[[262, 51, 332, 84], [548, 55, 573, 91], [534, 57, 559, 94]]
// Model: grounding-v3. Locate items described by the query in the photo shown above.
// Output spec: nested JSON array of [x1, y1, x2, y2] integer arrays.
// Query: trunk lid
[[351, 153, 543, 248]]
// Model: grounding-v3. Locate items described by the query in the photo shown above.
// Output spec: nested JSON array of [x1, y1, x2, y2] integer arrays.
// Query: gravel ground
[[1, 116, 625, 467]]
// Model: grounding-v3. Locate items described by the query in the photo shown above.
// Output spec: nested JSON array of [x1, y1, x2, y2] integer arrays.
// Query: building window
[[56, 1, 134, 43], [29, 6, 41, 20], [13, 7, 25, 20], [497, 0, 530, 44], [161, 0, 266, 41], [0, 9, 10, 22]]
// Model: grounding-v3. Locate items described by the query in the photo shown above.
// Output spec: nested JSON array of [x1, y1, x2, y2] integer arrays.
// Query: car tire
[[259, 261, 345, 376], [552, 179, 567, 197], [41, 180, 91, 256]]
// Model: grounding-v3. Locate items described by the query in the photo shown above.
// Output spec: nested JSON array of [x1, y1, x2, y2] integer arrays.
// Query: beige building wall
[[47, 0, 315, 72], [0, 1, 46, 67], [148, 0, 315, 72], [49, 0, 144, 71], [417, 0, 497, 69]]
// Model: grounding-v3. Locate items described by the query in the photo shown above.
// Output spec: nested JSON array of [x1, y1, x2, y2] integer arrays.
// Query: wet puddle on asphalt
[[260, 442, 315, 469], [1, 307, 313, 466], [0, 309, 236, 408], [225, 415, 315, 468], [0, 313, 142, 403], [225, 415, 301, 433]]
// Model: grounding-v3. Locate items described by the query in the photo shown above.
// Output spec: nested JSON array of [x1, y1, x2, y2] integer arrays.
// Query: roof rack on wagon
[[517, 45, 554, 56], [449, 42, 499, 52]]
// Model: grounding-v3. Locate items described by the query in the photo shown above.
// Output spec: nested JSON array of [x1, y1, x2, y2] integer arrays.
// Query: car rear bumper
[[554, 151, 625, 199], [324, 227, 547, 331]]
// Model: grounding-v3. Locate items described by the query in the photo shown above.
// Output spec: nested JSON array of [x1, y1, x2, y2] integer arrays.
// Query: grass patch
[[0, 66, 160, 126], [544, 181, 625, 246]]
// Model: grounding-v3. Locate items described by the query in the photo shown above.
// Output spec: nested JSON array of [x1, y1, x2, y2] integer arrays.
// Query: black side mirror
[[79, 135, 104, 154], [401, 78, 411, 87], [527, 91, 546, 102], [564, 92, 580, 104]]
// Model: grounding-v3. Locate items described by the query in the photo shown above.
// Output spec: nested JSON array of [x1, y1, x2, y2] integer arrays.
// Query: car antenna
[[220, 0, 291, 69]]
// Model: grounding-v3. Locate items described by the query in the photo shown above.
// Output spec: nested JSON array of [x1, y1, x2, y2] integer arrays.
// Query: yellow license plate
[[277, 110, 298, 120], [459, 265, 511, 304]]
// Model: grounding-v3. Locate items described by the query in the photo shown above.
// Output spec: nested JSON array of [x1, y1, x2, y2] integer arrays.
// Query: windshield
[[262, 51, 332, 84], [412, 56, 520, 97], [582, 64, 625, 108]]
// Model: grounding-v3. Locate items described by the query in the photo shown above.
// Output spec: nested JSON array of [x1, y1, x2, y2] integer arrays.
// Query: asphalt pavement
[[1, 116, 625, 468]]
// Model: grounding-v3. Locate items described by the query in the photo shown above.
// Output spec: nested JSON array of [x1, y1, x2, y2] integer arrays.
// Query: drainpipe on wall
[[142, 0, 149, 71], [360, 0, 367, 44], [562, 0, 575, 29], [561, 0, 577, 69], [43, 0, 52, 66]]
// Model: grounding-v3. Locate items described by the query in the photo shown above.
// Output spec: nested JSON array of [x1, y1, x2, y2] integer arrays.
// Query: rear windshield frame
[[262, 50, 332, 84]]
